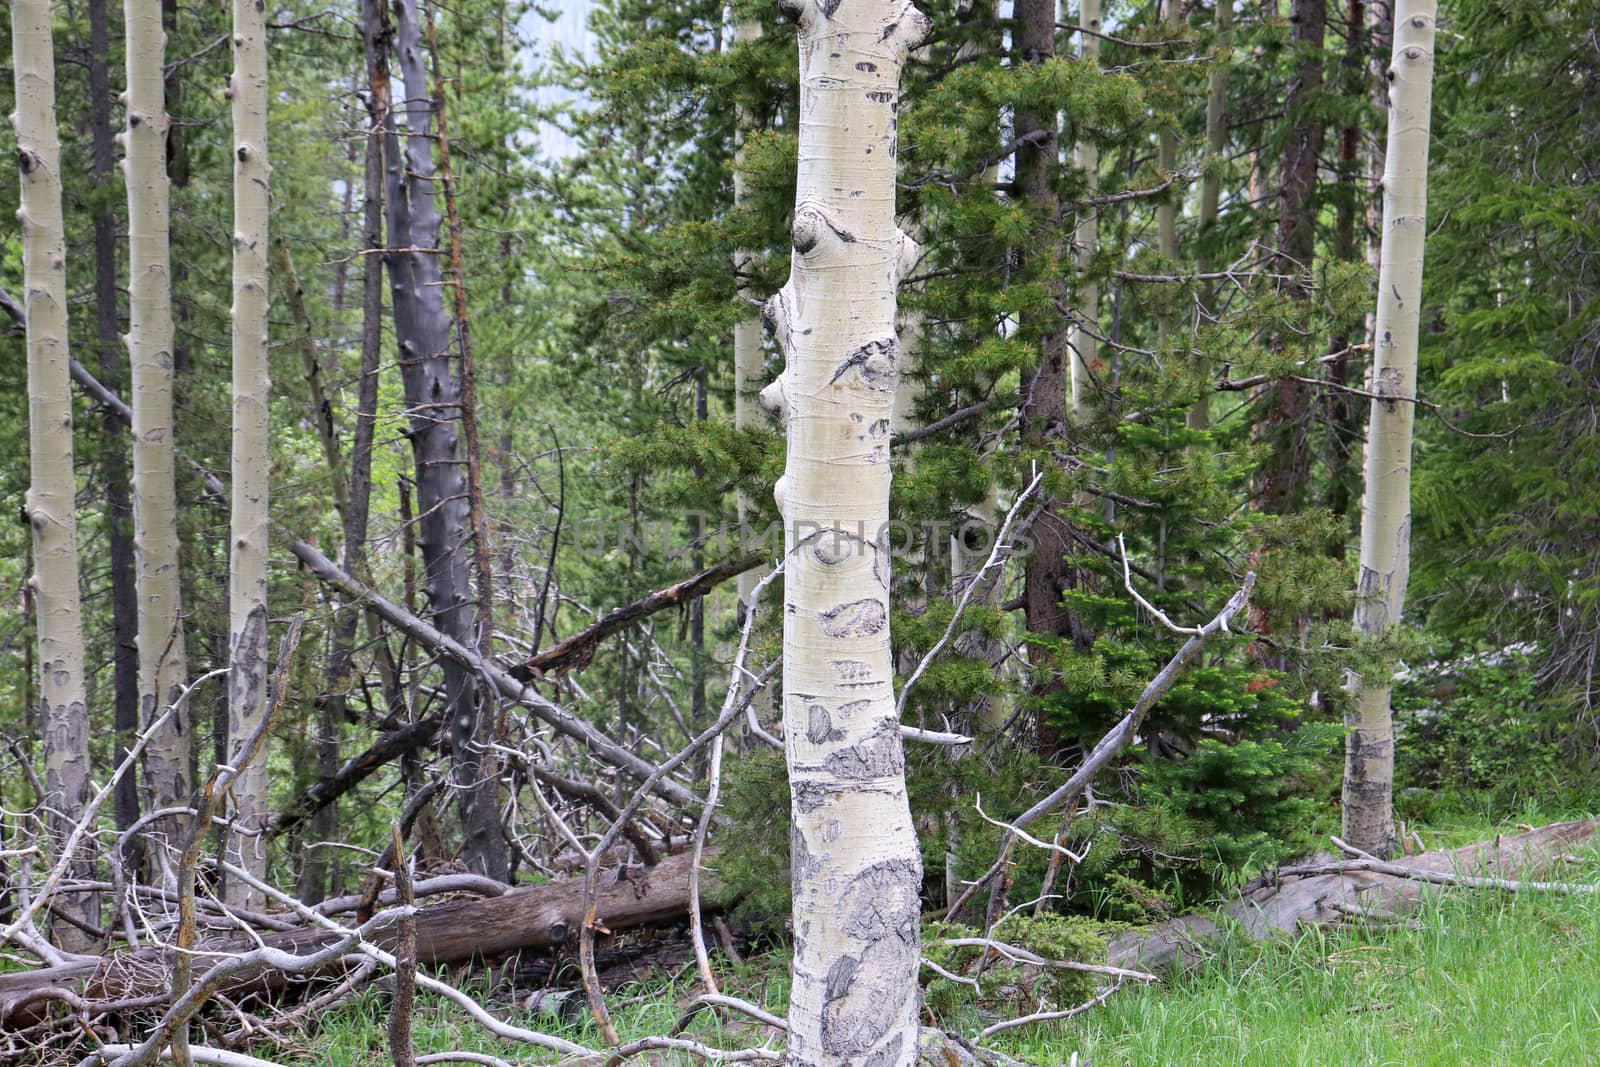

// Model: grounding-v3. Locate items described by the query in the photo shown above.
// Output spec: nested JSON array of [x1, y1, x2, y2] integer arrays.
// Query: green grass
[[279, 814, 1600, 1067]]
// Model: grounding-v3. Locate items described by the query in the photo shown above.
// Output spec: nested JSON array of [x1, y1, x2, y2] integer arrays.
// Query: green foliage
[[923, 914, 1106, 1024], [1393, 647, 1597, 815]]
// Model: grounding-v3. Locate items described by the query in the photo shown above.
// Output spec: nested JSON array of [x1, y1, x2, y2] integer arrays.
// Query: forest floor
[[271, 807, 1600, 1067]]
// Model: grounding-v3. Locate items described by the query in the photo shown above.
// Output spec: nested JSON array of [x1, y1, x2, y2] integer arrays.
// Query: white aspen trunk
[[757, 0, 930, 1061], [1067, 0, 1102, 417], [1344, 0, 1436, 859], [224, 0, 272, 908], [12, 0, 98, 949], [1190, 0, 1232, 431], [121, 0, 191, 832]]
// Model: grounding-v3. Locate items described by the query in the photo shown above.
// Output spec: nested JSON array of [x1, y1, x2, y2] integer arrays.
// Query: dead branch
[[946, 571, 1256, 921], [977, 979, 1126, 1038], [898, 470, 1044, 719], [510, 554, 766, 680]]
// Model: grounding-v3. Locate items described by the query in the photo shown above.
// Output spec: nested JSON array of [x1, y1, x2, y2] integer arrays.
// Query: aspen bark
[[123, 0, 191, 833], [224, 0, 273, 908], [1344, 0, 1436, 859], [757, 0, 930, 1061], [1066, 0, 1102, 417], [13, 0, 97, 948]]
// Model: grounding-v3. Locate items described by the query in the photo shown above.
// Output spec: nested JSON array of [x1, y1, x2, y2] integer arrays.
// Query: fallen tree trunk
[[0, 849, 722, 1029], [1109, 819, 1599, 972]]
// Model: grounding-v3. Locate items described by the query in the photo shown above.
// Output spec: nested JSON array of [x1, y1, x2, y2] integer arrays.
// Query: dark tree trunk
[[1015, 0, 1088, 758], [89, 0, 143, 859], [1258, 0, 1327, 515], [377, 0, 507, 881], [1324, 0, 1366, 536]]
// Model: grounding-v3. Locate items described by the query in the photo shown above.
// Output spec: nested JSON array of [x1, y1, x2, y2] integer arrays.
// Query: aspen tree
[[757, 0, 930, 1059], [224, 0, 272, 907], [13, 0, 97, 947], [1345, 0, 1436, 859], [122, 0, 191, 836]]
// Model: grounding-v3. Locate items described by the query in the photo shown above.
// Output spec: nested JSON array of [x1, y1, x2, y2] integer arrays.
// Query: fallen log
[[1109, 819, 1599, 972], [0, 849, 722, 1030]]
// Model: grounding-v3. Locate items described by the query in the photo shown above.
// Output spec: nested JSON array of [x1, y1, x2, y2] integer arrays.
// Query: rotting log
[[1109, 819, 1599, 972], [0, 850, 723, 1029]]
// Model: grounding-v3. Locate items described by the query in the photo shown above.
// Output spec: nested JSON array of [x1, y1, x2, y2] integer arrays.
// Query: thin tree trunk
[[275, 242, 348, 524], [222, 0, 273, 909], [124, 0, 191, 848], [1156, 1, 1182, 357], [1190, 0, 1234, 431], [1325, 0, 1366, 529], [89, 0, 145, 866], [13, 0, 97, 949], [1344, 0, 1436, 860], [381, 0, 507, 882], [298, 7, 394, 904], [1066, 0, 1102, 417], [1019, 0, 1090, 759], [758, 0, 930, 1061]]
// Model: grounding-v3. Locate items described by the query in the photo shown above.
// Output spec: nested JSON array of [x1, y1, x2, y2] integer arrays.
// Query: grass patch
[[278, 813, 1599, 1066], [995, 829, 1600, 1066]]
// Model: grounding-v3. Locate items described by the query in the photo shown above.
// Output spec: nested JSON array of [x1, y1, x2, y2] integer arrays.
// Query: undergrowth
[[278, 806, 1600, 1067]]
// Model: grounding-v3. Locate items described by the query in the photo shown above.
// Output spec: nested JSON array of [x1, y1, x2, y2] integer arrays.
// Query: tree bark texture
[[1017, 0, 1091, 757], [224, 0, 273, 908], [757, 0, 930, 1062], [379, 0, 507, 881], [13, 0, 97, 948], [1258, 0, 1325, 514], [1344, 0, 1435, 859], [123, 0, 192, 828]]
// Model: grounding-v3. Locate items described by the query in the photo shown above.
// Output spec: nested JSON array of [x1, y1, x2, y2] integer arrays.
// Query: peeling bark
[[12, 0, 96, 947], [1344, 0, 1435, 859], [123, 0, 192, 832], [763, 2, 930, 1063]]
